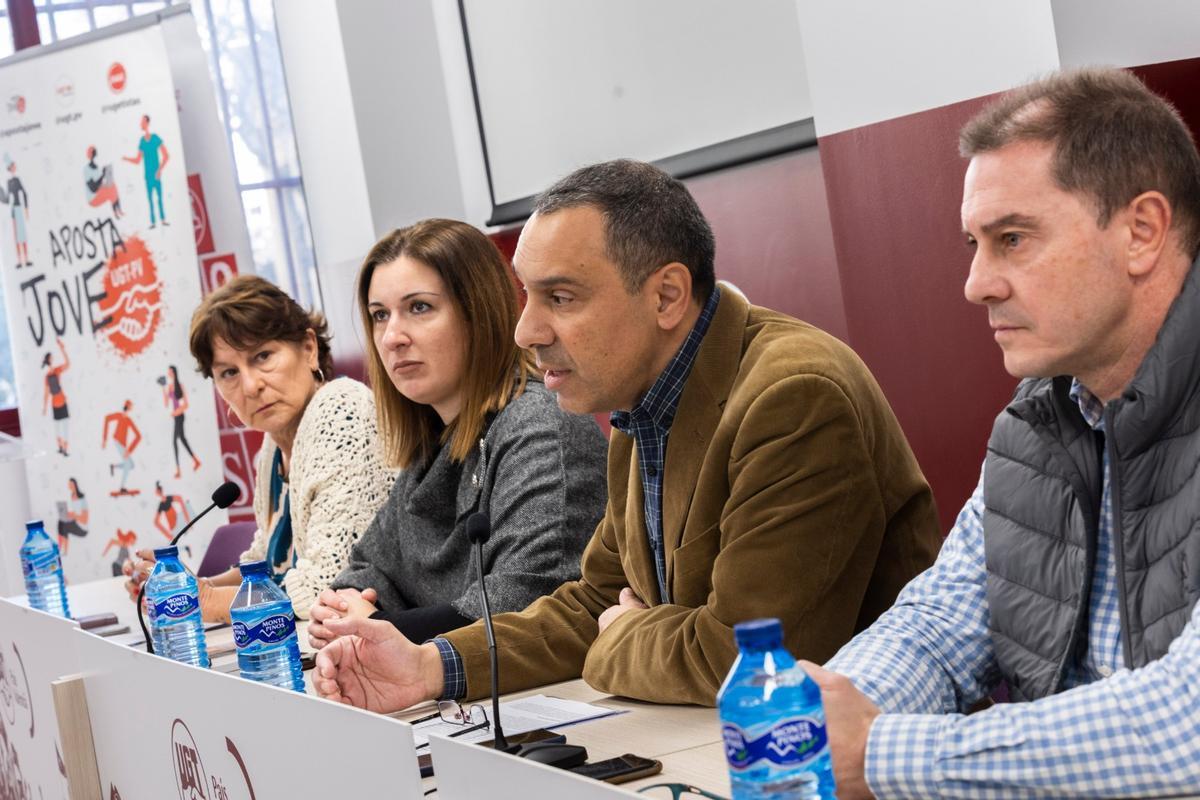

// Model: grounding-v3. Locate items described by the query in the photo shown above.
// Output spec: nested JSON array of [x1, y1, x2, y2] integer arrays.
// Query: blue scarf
[[265, 447, 293, 584]]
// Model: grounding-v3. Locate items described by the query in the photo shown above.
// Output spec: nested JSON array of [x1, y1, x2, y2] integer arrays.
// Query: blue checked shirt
[[433, 286, 721, 701], [826, 380, 1200, 798], [609, 284, 720, 604]]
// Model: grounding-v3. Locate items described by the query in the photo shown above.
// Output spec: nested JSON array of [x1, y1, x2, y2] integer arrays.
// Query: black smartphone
[[570, 754, 662, 784], [416, 729, 567, 777]]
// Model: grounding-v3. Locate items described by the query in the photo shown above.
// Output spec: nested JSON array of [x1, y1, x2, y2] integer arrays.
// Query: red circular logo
[[107, 62, 126, 93], [97, 236, 163, 359]]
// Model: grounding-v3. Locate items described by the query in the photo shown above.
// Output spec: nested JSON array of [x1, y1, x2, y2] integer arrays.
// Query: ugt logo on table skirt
[[169, 718, 257, 800], [171, 719, 209, 800]]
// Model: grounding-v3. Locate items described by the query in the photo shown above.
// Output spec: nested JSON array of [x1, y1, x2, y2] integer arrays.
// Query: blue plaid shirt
[[609, 284, 720, 603], [827, 380, 1200, 798], [433, 286, 721, 701]]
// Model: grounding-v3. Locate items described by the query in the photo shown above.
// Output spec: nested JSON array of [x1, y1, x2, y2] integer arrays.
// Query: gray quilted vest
[[983, 258, 1200, 701]]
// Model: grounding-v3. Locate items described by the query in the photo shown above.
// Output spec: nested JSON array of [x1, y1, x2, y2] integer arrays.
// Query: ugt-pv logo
[[171, 719, 209, 800], [169, 718, 255, 800]]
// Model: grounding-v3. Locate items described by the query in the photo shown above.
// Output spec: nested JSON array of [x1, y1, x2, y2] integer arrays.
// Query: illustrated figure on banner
[[122, 114, 169, 228], [101, 400, 142, 496], [102, 529, 137, 577], [161, 365, 201, 478], [41, 339, 70, 456], [152, 481, 191, 541], [56, 478, 89, 555], [0, 153, 30, 269], [83, 145, 123, 218]]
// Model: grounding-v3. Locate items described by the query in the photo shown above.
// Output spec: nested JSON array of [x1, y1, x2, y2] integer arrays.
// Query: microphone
[[138, 481, 242, 654], [467, 512, 586, 768], [467, 512, 508, 751]]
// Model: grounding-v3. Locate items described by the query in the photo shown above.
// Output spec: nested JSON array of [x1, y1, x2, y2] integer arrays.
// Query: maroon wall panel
[[1133, 57, 1200, 145], [490, 149, 845, 342], [687, 149, 847, 342], [818, 99, 1018, 531]]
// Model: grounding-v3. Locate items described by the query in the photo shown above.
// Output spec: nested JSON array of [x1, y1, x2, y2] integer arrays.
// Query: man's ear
[[649, 262, 693, 331], [1124, 190, 1172, 277]]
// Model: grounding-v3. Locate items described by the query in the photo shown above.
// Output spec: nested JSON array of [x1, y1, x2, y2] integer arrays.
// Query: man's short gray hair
[[533, 159, 716, 300]]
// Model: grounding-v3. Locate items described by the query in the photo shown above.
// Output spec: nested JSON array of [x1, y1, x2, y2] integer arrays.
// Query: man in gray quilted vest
[[807, 68, 1200, 799]]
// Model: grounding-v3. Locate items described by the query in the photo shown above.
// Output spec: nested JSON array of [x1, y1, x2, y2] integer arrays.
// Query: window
[[0, 0, 319, 414]]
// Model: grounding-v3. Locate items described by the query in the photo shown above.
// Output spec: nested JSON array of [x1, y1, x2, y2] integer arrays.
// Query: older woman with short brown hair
[[126, 275, 394, 621]]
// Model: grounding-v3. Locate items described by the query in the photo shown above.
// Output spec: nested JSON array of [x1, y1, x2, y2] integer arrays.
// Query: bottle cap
[[238, 560, 270, 578], [153, 545, 179, 559], [25, 520, 44, 531], [734, 618, 784, 650]]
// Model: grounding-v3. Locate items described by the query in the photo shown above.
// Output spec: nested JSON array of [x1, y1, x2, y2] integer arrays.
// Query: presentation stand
[[5, 579, 732, 798], [63, 629, 425, 799]]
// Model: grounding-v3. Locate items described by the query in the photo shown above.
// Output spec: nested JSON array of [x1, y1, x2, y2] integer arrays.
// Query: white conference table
[[30, 576, 733, 797], [393, 679, 729, 796]]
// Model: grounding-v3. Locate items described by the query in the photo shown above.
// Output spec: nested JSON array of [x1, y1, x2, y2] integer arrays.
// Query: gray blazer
[[332, 379, 608, 623]]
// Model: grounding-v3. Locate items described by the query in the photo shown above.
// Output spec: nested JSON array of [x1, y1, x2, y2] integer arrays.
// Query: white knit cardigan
[[238, 377, 395, 618]]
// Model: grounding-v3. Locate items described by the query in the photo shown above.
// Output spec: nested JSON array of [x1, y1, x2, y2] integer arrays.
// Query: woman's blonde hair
[[357, 219, 535, 468]]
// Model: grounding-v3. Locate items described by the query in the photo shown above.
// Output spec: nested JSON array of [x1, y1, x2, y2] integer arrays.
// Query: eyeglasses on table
[[412, 701, 490, 750]]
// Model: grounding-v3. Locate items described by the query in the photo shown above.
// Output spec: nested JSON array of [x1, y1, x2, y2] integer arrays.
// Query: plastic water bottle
[[145, 546, 210, 668], [19, 520, 70, 618], [718, 618, 836, 799], [230, 560, 304, 692]]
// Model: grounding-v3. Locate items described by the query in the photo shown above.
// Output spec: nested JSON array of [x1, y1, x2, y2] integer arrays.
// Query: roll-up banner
[[0, 7, 252, 584]]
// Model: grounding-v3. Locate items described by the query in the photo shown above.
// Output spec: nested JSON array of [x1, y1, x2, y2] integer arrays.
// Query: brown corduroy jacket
[[443, 287, 941, 706]]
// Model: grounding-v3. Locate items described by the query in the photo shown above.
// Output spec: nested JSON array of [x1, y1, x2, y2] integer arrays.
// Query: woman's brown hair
[[357, 218, 535, 468], [189, 274, 333, 380]]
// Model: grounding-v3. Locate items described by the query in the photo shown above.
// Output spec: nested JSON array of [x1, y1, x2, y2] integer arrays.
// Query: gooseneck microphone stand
[[466, 512, 508, 750], [137, 482, 241, 654], [466, 512, 587, 768]]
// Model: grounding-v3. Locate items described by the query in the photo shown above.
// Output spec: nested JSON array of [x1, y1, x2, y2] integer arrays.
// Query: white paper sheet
[[412, 694, 623, 747]]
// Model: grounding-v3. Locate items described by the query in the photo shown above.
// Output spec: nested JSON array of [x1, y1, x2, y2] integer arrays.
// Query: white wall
[[275, 1, 375, 362], [338, 0, 472, 231], [795, 0, 1061, 136], [463, 0, 811, 205], [1053, 0, 1200, 68], [431, 0, 491, 227], [276, 0, 491, 363]]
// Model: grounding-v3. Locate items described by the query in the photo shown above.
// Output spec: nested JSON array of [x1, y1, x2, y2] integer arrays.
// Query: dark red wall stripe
[[817, 97, 1017, 531], [1131, 58, 1200, 145], [687, 148, 846, 343]]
